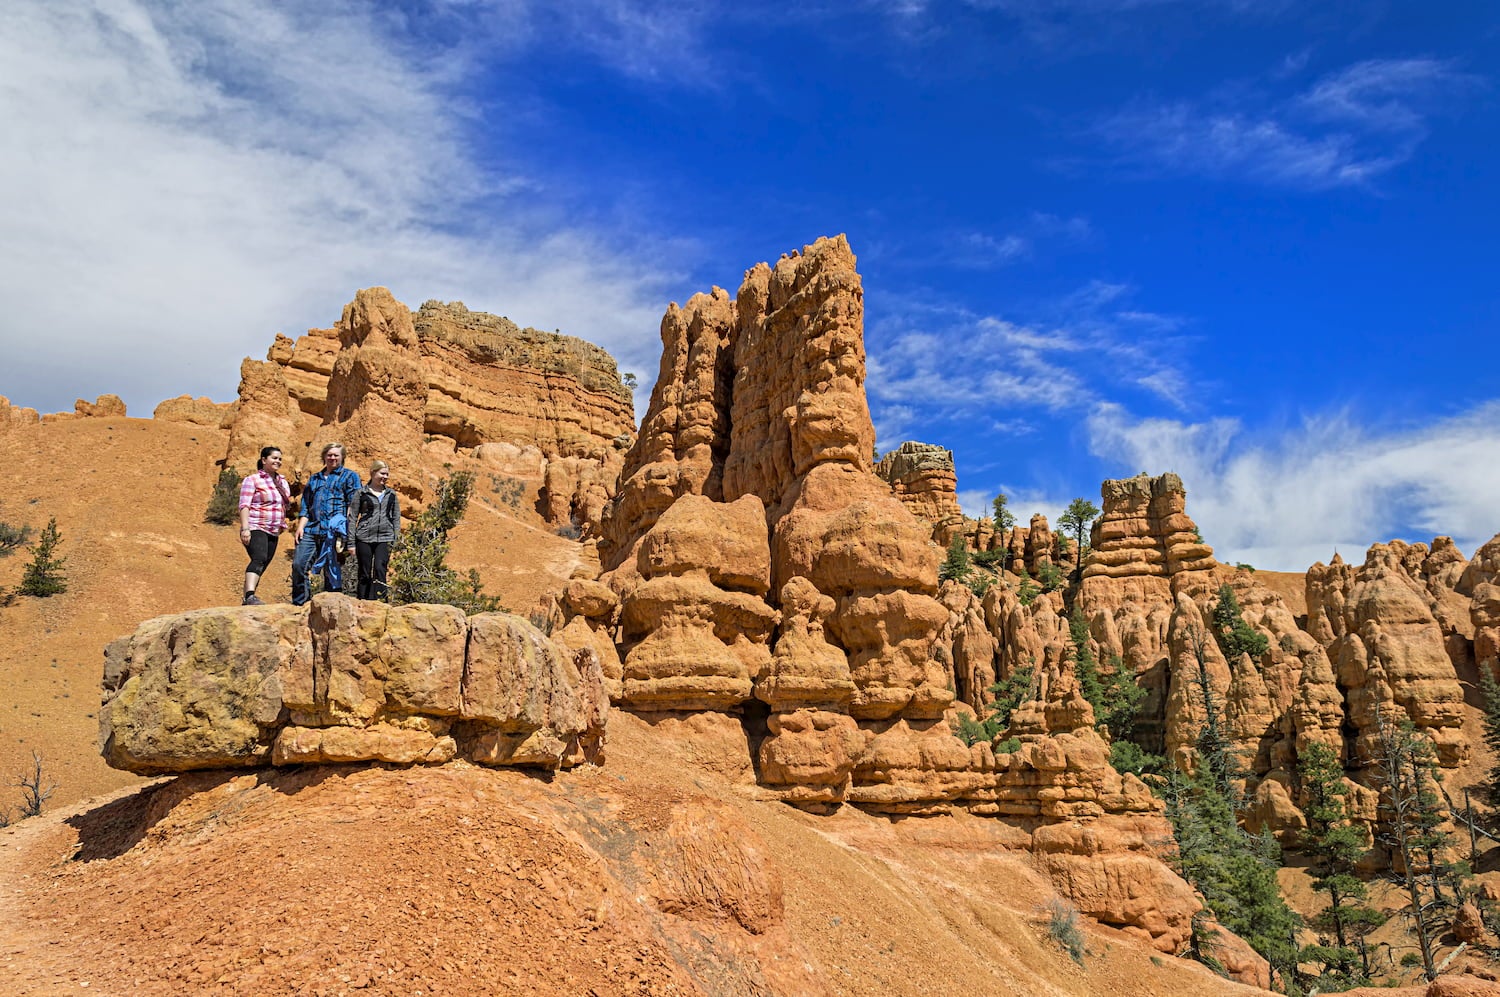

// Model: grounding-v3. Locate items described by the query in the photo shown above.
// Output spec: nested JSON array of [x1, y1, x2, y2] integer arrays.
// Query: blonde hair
[[369, 460, 390, 476], [319, 442, 345, 461]]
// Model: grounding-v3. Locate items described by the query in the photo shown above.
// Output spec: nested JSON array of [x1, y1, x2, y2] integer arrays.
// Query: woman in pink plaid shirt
[[237, 446, 292, 605]]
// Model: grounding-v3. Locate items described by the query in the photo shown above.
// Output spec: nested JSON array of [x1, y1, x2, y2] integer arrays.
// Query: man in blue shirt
[[291, 442, 362, 605]]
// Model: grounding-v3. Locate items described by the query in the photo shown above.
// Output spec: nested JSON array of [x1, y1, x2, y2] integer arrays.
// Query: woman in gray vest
[[353, 460, 401, 600]]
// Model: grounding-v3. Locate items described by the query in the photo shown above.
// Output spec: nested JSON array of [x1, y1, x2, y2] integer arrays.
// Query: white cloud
[[1095, 103, 1395, 189], [1091, 57, 1475, 190], [1297, 58, 1472, 132], [874, 404, 919, 451], [865, 282, 1191, 425], [1086, 401, 1500, 570], [956, 486, 1076, 535], [1135, 369, 1191, 408], [952, 231, 1030, 268], [0, 0, 672, 415]]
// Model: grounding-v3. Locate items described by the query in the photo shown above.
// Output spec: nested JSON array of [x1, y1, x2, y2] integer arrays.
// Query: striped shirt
[[238, 470, 291, 535]]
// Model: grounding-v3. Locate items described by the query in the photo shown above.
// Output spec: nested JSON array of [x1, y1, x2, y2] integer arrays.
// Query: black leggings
[[246, 530, 280, 575], [356, 540, 391, 600]]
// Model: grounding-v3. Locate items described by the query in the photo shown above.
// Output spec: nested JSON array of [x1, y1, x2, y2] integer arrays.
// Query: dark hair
[[258, 446, 282, 471]]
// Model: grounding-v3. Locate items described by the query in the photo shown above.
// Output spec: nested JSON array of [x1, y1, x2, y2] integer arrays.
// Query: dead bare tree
[[13, 750, 57, 818], [1371, 709, 1454, 983]]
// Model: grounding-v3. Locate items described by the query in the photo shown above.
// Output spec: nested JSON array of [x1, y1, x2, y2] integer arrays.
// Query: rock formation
[[2, 393, 126, 427], [875, 442, 964, 544], [223, 292, 636, 526], [77, 232, 1500, 983], [152, 395, 235, 427], [223, 357, 316, 476], [310, 288, 430, 506], [100, 593, 606, 773], [600, 236, 952, 812], [0, 394, 40, 430], [74, 394, 127, 418], [1307, 541, 1471, 766], [587, 238, 1206, 953]]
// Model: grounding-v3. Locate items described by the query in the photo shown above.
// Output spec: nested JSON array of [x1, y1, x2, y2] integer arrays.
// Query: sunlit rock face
[[100, 594, 607, 774], [875, 441, 964, 545], [224, 290, 636, 527], [599, 236, 947, 808]]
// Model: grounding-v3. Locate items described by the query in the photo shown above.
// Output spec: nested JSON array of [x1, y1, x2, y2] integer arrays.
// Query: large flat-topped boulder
[[100, 594, 606, 773]]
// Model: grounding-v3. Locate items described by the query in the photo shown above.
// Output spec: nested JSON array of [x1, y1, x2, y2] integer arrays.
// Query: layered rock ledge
[[223, 290, 636, 527], [100, 593, 606, 774]]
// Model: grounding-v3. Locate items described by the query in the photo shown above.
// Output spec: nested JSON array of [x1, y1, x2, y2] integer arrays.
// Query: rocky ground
[[0, 711, 1272, 997]]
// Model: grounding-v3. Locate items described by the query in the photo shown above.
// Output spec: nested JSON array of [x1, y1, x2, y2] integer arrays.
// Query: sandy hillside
[[0, 416, 579, 813], [0, 709, 1273, 997]]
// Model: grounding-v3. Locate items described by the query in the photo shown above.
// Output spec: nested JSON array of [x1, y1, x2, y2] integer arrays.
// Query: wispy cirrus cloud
[[1086, 400, 1500, 570], [865, 280, 1196, 450], [1092, 57, 1478, 190]]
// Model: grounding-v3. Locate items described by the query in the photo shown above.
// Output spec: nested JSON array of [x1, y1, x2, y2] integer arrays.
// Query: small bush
[[0, 505, 32, 558], [489, 474, 525, 510], [1108, 739, 1162, 776], [1037, 561, 1064, 592], [1, 751, 57, 824], [954, 712, 1003, 746], [18, 517, 66, 597], [1044, 898, 1086, 964], [555, 522, 581, 540], [204, 467, 241, 525]]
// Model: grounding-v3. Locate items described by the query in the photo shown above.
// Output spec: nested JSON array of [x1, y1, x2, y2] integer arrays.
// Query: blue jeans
[[290, 531, 341, 605]]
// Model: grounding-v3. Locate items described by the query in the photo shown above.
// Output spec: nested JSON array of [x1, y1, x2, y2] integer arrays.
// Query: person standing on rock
[[291, 442, 361, 605], [353, 460, 400, 601], [237, 446, 292, 606]]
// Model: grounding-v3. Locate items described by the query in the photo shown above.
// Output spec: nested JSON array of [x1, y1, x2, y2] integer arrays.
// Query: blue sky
[[2, 0, 1497, 569]]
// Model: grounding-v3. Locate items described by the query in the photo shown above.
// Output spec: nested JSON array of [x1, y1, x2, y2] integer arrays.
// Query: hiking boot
[[243, 594, 265, 606]]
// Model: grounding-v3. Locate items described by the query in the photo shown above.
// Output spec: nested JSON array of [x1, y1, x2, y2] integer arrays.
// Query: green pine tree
[[1298, 741, 1385, 988], [386, 473, 501, 615], [1058, 497, 1099, 577], [1017, 568, 1039, 607], [1478, 666, 1500, 811], [1211, 583, 1270, 663], [1069, 608, 1148, 747], [939, 533, 971, 584], [1370, 710, 1467, 983], [991, 492, 1016, 572], [18, 517, 67, 598], [953, 661, 1035, 748], [1161, 632, 1302, 991]]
